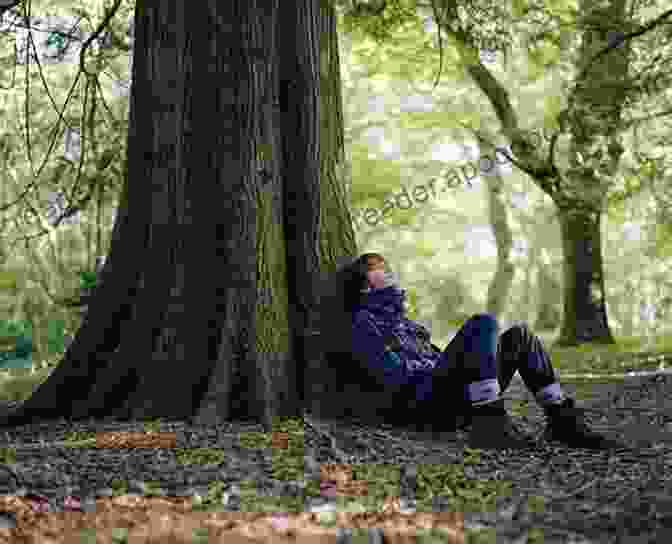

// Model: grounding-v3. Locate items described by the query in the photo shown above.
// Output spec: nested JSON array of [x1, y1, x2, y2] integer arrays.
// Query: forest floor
[[0, 334, 671, 542]]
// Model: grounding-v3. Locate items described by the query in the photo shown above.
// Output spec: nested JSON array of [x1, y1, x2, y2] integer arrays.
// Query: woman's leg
[[431, 314, 625, 449], [431, 313, 536, 447], [433, 314, 566, 406], [500, 322, 627, 449], [497, 322, 567, 407], [432, 313, 502, 406]]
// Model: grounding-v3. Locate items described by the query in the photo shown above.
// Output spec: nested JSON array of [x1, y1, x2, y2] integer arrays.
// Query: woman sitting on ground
[[342, 252, 627, 450]]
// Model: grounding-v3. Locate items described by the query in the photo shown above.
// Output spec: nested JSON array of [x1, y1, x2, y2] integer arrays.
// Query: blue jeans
[[430, 313, 559, 406]]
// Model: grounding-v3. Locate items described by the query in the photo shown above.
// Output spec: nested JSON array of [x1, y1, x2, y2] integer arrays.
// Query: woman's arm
[[351, 311, 410, 389]]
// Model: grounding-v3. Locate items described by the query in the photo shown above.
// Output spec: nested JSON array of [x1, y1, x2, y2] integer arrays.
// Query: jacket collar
[[355, 286, 406, 316]]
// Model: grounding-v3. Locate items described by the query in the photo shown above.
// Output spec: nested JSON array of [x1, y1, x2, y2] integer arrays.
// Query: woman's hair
[[341, 252, 386, 312]]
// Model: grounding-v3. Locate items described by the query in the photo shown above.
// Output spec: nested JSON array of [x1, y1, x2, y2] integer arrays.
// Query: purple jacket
[[351, 286, 443, 402]]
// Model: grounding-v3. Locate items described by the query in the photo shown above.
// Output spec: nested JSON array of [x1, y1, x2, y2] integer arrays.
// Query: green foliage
[[77, 269, 99, 291], [338, 0, 421, 45], [404, 287, 420, 320], [348, 141, 404, 205], [0, 319, 33, 370], [44, 316, 69, 355], [9, 334, 32, 358], [526, 41, 562, 81], [431, 275, 477, 337], [0, 270, 20, 291], [605, 174, 648, 219], [0, 0, 130, 332], [652, 221, 672, 260], [347, 139, 434, 233], [0, 318, 32, 340], [0, 371, 40, 401]]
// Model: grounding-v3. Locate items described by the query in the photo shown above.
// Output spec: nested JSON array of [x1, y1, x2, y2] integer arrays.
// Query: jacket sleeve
[[352, 310, 410, 389]]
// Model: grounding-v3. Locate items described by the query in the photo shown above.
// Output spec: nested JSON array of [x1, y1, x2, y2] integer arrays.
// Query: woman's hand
[[382, 332, 402, 352], [416, 327, 431, 342]]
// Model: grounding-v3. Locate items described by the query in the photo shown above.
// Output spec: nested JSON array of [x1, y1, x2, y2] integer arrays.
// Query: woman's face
[[366, 260, 387, 290]]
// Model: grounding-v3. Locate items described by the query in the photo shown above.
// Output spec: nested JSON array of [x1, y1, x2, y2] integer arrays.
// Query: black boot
[[543, 397, 627, 450], [409, 398, 472, 433], [468, 398, 537, 450]]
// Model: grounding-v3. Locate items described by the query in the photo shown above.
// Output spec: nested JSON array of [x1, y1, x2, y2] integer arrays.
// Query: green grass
[[545, 332, 672, 375], [0, 331, 668, 540]]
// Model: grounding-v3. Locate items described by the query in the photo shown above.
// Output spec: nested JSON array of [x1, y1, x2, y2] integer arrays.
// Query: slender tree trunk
[[480, 135, 515, 320], [619, 278, 636, 337], [534, 253, 562, 331], [518, 205, 564, 332]]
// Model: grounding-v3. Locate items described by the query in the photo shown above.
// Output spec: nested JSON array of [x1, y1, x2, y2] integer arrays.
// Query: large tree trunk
[[1, 0, 359, 429], [0, 1, 307, 429], [555, 206, 615, 345]]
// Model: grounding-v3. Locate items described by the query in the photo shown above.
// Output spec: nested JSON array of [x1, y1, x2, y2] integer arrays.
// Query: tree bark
[[555, 206, 615, 345], [304, 0, 360, 418], [0, 0, 361, 429], [278, 0, 359, 420], [278, 0, 321, 419], [0, 1, 290, 429]]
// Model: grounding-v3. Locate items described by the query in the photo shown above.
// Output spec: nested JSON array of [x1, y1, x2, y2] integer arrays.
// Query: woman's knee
[[501, 321, 533, 341], [467, 313, 499, 329], [508, 321, 532, 333]]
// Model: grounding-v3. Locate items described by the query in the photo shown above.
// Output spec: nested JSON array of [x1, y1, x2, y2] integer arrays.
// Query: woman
[[344, 252, 626, 450]]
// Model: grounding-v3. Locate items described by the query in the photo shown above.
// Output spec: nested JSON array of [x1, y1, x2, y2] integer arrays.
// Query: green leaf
[[511, 0, 530, 17], [78, 270, 99, 290], [545, 0, 580, 24]]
